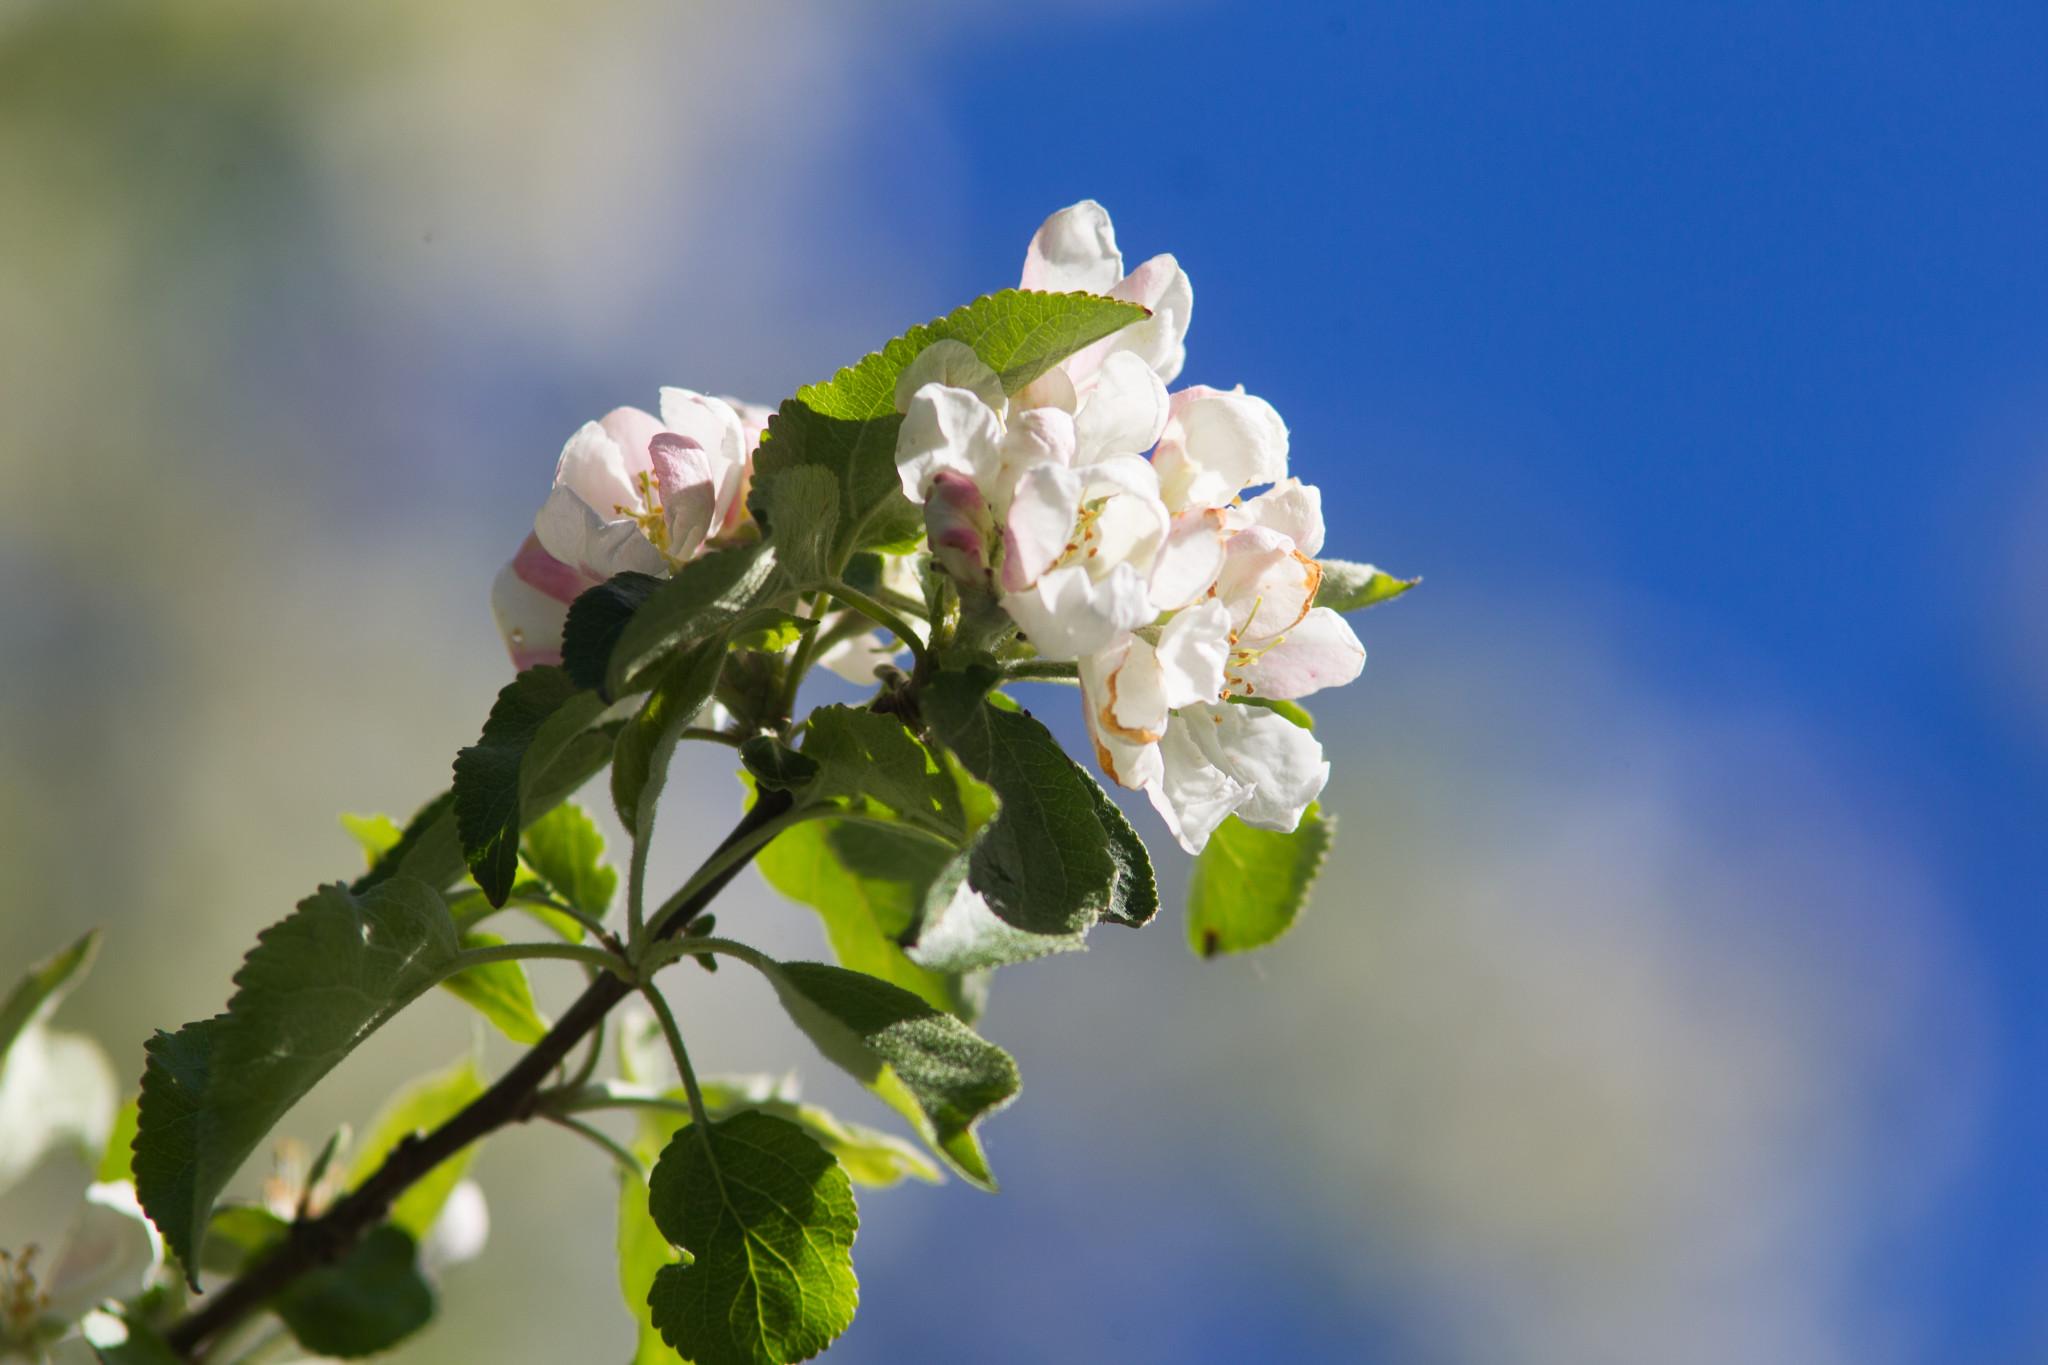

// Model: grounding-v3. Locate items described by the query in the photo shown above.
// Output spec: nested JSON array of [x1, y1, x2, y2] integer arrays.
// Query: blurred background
[[2, 1, 2043, 1360]]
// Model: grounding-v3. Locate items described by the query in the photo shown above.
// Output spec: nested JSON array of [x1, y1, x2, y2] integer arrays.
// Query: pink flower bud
[[925, 469, 995, 588]]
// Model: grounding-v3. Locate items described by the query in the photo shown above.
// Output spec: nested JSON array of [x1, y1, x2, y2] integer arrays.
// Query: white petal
[[1188, 702, 1329, 831], [421, 1179, 490, 1270], [538, 484, 666, 580], [0, 1025, 115, 1194], [993, 405, 1078, 494], [657, 388, 748, 469], [1064, 252, 1196, 386], [1020, 199, 1123, 294], [1080, 455, 1171, 576], [893, 339, 1005, 415], [1214, 525, 1320, 642], [1232, 607, 1365, 701], [1149, 715, 1251, 854], [1102, 636, 1169, 742], [597, 406, 665, 477], [42, 1183, 161, 1325], [1154, 599, 1231, 708], [896, 383, 1004, 502], [1155, 385, 1291, 508], [1073, 351, 1169, 462], [1149, 507, 1229, 611], [1000, 561, 1153, 660], [1010, 364, 1078, 415], [1233, 477, 1325, 556], [1001, 462, 1082, 591]]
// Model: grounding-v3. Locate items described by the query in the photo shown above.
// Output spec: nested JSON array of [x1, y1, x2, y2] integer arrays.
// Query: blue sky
[[920, 0, 2047, 1351]]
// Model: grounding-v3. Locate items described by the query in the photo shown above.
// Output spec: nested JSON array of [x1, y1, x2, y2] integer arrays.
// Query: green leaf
[[519, 802, 617, 919], [339, 812, 404, 867], [134, 878, 461, 1282], [453, 665, 609, 907], [1316, 560, 1419, 613], [346, 1053, 488, 1238], [598, 542, 781, 699], [1187, 804, 1335, 959], [739, 734, 821, 792], [760, 464, 840, 587], [798, 705, 997, 846], [646, 1112, 858, 1365], [754, 813, 984, 1020], [1076, 763, 1159, 929], [0, 928, 99, 1062], [721, 950, 1018, 1188], [919, 670, 1116, 938], [199, 1203, 287, 1275], [561, 571, 663, 693], [901, 852, 1088, 974], [96, 1095, 140, 1184], [439, 932, 551, 1045], [273, 1224, 435, 1358], [751, 288, 1149, 563], [352, 790, 458, 893], [612, 638, 727, 836]]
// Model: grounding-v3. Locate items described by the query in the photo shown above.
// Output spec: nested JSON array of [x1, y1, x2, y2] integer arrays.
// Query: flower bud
[[924, 469, 995, 589]]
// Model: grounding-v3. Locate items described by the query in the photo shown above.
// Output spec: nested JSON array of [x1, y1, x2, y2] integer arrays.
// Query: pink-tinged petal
[[1150, 507, 1228, 611], [1001, 462, 1082, 591], [1000, 561, 1152, 661], [1215, 525, 1321, 643], [893, 339, 1006, 415], [1230, 607, 1365, 701], [720, 396, 775, 454], [1074, 351, 1170, 462], [1189, 701, 1329, 831], [492, 558, 570, 669], [597, 406, 665, 478], [1020, 199, 1123, 294], [510, 532, 594, 605], [649, 432, 720, 560], [1155, 599, 1232, 708], [1149, 714, 1251, 854], [1065, 252, 1195, 386], [552, 420, 639, 523], [1233, 477, 1325, 556], [896, 384, 1004, 502], [658, 388, 748, 469]]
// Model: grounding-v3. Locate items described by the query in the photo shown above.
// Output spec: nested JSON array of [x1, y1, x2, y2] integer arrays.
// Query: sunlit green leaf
[[1315, 560, 1419, 613], [1187, 804, 1334, 958], [518, 803, 616, 920], [751, 288, 1148, 563], [338, 812, 404, 867], [646, 1113, 858, 1365], [0, 928, 98, 1062], [439, 933, 550, 1045]]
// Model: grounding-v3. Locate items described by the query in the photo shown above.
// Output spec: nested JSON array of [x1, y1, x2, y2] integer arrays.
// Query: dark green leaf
[[134, 879, 461, 1282], [199, 1204, 287, 1275], [646, 1112, 858, 1365], [1316, 560, 1419, 613], [519, 803, 617, 919], [440, 933, 550, 1045], [739, 735, 821, 792], [453, 665, 608, 906], [919, 670, 1116, 938], [724, 950, 1018, 1188], [751, 289, 1148, 564], [273, 1224, 435, 1358], [601, 543, 781, 698], [560, 570, 663, 693], [1077, 763, 1159, 928], [799, 705, 996, 845], [1187, 804, 1335, 958], [759, 464, 840, 586]]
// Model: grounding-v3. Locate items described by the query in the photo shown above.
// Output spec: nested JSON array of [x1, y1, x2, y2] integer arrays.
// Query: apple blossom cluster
[[492, 202, 1368, 855], [893, 202, 1365, 853]]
